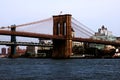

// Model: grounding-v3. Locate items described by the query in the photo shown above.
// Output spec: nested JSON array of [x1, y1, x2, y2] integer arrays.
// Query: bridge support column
[[52, 14, 72, 58], [9, 25, 17, 58]]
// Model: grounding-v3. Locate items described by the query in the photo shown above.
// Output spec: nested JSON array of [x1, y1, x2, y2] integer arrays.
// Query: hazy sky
[[0, 0, 120, 36]]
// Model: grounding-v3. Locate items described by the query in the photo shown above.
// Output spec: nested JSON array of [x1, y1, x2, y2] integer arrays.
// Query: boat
[[112, 53, 120, 58]]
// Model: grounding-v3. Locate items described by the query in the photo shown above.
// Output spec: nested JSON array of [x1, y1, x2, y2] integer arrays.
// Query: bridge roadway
[[0, 30, 65, 40], [0, 41, 53, 46], [0, 30, 120, 46]]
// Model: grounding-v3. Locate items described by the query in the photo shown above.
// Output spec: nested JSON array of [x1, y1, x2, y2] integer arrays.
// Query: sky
[[0, 0, 120, 36], [0, 0, 120, 52]]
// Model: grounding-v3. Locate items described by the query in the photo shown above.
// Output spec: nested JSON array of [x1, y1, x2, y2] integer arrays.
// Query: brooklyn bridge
[[0, 14, 120, 58]]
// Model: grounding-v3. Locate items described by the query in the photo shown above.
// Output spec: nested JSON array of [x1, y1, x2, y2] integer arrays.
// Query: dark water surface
[[0, 58, 120, 80]]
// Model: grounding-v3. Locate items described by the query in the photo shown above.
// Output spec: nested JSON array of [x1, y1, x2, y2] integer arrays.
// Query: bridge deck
[[0, 30, 65, 39], [0, 30, 120, 46], [72, 37, 120, 46]]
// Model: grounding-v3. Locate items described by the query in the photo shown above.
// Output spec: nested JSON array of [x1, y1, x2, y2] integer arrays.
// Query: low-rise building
[[8, 46, 26, 56], [1, 48, 6, 55]]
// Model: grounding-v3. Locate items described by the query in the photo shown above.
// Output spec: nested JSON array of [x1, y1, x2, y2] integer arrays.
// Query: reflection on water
[[0, 58, 120, 80]]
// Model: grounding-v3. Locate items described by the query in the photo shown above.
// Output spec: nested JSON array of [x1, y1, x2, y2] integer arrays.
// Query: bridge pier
[[9, 25, 17, 58], [52, 14, 72, 58]]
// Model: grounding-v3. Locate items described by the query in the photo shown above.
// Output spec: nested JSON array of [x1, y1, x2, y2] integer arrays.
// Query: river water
[[0, 58, 120, 80]]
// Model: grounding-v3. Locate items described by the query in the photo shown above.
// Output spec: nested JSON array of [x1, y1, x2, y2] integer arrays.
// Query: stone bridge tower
[[52, 14, 72, 58]]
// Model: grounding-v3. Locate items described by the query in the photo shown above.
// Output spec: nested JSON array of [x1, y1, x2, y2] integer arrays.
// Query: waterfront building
[[26, 46, 36, 54], [72, 27, 84, 47], [90, 25, 116, 49], [37, 39, 53, 57], [8, 46, 26, 56], [71, 28, 75, 37], [116, 37, 120, 43], [16, 47, 26, 56], [1, 48, 6, 55], [72, 42, 84, 47]]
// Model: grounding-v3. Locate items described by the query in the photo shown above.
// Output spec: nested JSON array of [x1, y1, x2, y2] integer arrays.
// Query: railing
[[0, 41, 53, 46]]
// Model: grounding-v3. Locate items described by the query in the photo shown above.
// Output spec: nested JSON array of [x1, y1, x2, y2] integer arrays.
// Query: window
[[63, 22, 66, 35], [57, 23, 60, 35]]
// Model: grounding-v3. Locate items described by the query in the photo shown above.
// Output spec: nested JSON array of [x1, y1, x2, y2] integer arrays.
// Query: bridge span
[[0, 30, 120, 46], [0, 14, 119, 58]]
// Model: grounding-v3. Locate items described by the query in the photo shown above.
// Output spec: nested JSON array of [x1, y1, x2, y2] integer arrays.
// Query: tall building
[[93, 25, 116, 41], [90, 25, 116, 49]]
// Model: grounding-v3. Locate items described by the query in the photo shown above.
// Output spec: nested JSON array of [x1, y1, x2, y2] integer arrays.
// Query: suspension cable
[[72, 17, 95, 33], [0, 17, 52, 29], [16, 17, 52, 27], [72, 22, 94, 36], [72, 26, 90, 37]]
